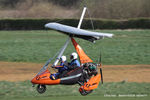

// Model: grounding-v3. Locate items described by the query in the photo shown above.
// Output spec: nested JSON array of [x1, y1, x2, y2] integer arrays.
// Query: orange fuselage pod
[[81, 74, 101, 91], [31, 69, 60, 85], [71, 38, 93, 64]]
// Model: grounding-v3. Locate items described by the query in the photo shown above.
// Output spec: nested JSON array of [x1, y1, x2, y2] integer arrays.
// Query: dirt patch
[[102, 65, 150, 82], [0, 61, 150, 82], [0, 61, 43, 82]]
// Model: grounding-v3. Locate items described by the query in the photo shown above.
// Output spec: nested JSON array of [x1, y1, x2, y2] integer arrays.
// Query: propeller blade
[[100, 51, 101, 64], [97, 49, 101, 64], [100, 68, 103, 84]]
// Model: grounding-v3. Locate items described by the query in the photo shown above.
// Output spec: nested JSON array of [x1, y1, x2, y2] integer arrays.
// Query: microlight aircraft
[[31, 7, 113, 96]]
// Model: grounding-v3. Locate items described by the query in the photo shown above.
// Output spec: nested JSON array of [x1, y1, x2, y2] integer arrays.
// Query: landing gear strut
[[36, 84, 46, 94]]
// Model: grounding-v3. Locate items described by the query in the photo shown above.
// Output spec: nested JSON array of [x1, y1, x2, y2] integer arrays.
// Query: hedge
[[0, 18, 149, 30]]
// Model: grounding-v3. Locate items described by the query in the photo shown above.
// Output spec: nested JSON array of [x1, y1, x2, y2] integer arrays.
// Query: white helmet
[[60, 56, 66, 62], [70, 52, 78, 60]]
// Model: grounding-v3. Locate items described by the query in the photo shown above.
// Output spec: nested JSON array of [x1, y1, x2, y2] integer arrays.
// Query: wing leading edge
[[45, 22, 113, 42]]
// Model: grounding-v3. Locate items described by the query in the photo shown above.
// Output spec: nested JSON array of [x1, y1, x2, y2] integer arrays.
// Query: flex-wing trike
[[31, 7, 113, 96]]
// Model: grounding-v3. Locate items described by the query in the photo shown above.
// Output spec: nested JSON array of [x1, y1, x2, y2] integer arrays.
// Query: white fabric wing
[[45, 22, 113, 42]]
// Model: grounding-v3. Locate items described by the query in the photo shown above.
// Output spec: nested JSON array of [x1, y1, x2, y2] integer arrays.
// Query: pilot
[[50, 56, 68, 80], [67, 52, 80, 70]]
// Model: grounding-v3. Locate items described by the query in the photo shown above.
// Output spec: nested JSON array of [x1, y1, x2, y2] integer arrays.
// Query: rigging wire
[[87, 8, 95, 30], [77, 0, 96, 45], [55, 0, 95, 30], [45, 0, 96, 67], [81, 0, 95, 30], [79, 0, 96, 61]]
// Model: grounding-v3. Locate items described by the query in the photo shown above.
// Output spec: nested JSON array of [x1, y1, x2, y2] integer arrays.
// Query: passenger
[[67, 52, 80, 70], [50, 56, 68, 80]]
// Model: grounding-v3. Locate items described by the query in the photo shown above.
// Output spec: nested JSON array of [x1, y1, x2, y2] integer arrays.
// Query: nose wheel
[[37, 84, 46, 94]]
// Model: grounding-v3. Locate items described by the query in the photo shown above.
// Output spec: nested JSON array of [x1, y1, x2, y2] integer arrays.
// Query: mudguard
[[80, 74, 101, 91]]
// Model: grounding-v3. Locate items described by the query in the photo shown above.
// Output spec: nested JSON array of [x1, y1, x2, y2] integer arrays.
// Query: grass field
[[0, 81, 150, 100], [11, 96, 149, 100], [0, 29, 150, 100], [0, 30, 150, 65]]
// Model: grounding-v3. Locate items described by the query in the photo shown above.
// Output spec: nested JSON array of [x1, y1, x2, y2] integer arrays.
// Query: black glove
[[64, 62, 69, 66]]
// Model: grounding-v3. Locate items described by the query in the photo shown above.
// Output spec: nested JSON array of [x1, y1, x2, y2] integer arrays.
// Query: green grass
[[1, 30, 150, 100], [0, 30, 150, 64], [9, 96, 150, 100], [0, 81, 150, 100]]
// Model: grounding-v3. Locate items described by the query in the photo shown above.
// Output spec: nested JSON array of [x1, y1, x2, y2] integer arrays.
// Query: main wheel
[[79, 88, 93, 96], [37, 84, 46, 94]]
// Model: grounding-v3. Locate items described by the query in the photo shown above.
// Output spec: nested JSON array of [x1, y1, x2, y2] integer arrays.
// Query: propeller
[[98, 50, 103, 84], [100, 67, 103, 84]]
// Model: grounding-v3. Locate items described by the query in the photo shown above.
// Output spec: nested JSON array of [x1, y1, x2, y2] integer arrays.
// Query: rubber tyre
[[37, 84, 46, 94], [79, 88, 93, 96]]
